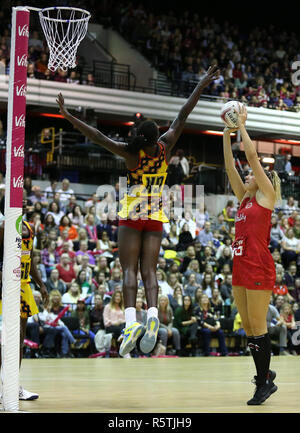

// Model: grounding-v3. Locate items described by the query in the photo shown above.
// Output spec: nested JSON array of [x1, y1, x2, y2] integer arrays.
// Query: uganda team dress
[[118, 141, 169, 229], [232, 195, 275, 290]]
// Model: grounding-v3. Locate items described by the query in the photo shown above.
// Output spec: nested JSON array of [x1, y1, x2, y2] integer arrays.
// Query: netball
[[220, 100, 244, 128]]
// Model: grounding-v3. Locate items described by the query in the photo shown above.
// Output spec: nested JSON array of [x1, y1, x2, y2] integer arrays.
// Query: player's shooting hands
[[56, 93, 71, 119], [234, 104, 247, 128], [223, 126, 239, 135]]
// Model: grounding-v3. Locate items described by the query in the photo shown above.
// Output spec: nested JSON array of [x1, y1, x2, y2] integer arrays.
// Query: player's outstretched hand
[[234, 104, 247, 128], [200, 65, 220, 88], [56, 92, 70, 118]]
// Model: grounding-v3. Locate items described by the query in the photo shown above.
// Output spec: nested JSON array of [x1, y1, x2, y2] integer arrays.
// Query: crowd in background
[[0, 1, 300, 110], [1, 173, 299, 359], [112, 2, 300, 110]]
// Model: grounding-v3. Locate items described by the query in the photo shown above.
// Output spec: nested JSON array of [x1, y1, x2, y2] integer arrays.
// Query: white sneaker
[[19, 386, 39, 401]]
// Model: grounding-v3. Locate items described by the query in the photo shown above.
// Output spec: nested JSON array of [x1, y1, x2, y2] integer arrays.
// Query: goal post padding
[[1, 6, 28, 412]]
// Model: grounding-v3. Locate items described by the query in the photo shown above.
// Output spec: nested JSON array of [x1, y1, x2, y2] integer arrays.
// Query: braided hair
[[127, 120, 159, 154]]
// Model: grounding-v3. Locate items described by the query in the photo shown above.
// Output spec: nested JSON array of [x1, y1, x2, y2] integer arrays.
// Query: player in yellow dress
[[0, 193, 49, 400], [56, 65, 220, 356]]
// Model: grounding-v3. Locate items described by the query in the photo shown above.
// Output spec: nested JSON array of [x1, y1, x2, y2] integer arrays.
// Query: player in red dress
[[223, 105, 281, 405]]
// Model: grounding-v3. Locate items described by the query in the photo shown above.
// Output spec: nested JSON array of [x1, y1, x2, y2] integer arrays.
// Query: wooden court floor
[[3, 356, 300, 413]]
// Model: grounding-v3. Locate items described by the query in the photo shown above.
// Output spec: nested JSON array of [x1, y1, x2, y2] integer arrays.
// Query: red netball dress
[[232, 195, 275, 290]]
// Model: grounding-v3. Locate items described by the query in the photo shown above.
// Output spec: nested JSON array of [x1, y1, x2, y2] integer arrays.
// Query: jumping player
[[56, 65, 220, 356], [223, 105, 281, 405], [0, 193, 49, 400]]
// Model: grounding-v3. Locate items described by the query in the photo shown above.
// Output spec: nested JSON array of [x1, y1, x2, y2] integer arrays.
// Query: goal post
[[1, 6, 28, 412], [1, 4, 90, 412]]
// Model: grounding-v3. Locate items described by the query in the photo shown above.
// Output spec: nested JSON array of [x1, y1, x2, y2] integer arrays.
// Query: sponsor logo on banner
[[16, 84, 27, 97], [12, 175, 24, 188], [18, 24, 29, 37], [13, 265, 21, 280], [10, 9, 29, 208], [13, 144, 24, 158], [15, 114, 26, 128], [12, 256, 21, 281], [17, 54, 28, 67]]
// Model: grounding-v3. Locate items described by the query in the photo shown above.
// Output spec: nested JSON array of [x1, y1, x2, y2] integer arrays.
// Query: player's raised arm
[[159, 65, 220, 160], [223, 127, 246, 203], [56, 93, 129, 159], [236, 105, 275, 204]]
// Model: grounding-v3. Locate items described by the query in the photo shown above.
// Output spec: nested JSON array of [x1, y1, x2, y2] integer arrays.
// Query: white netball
[[220, 100, 244, 128]]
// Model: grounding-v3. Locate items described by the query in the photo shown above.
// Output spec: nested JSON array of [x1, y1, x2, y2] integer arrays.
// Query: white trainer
[[19, 386, 39, 401]]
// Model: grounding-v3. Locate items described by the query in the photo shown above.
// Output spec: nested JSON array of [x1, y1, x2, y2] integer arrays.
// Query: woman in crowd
[[31, 251, 47, 284], [94, 256, 111, 280], [59, 215, 79, 241], [71, 299, 96, 349], [270, 214, 284, 252], [84, 213, 99, 247], [210, 287, 224, 318], [61, 281, 81, 305], [201, 272, 217, 299], [157, 295, 181, 355], [169, 285, 184, 313], [281, 227, 300, 269], [162, 223, 179, 250], [183, 259, 202, 285], [46, 201, 65, 226], [176, 223, 194, 252], [216, 246, 233, 273], [156, 269, 173, 296], [68, 204, 85, 229], [280, 302, 297, 355], [43, 212, 60, 236], [167, 274, 182, 294], [41, 239, 60, 277], [73, 227, 95, 251], [173, 295, 198, 356], [98, 231, 114, 259], [89, 294, 105, 334], [103, 290, 126, 348], [183, 273, 201, 299], [45, 268, 66, 295], [75, 269, 92, 298], [195, 293, 228, 357]]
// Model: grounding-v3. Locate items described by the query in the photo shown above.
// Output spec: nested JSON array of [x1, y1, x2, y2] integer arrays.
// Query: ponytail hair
[[127, 120, 159, 154], [265, 169, 282, 203]]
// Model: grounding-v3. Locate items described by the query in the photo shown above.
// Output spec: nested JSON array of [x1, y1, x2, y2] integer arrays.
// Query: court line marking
[[23, 377, 300, 385]]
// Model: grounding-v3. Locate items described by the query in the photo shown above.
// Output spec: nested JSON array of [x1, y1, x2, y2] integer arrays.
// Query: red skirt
[[232, 256, 275, 290], [118, 218, 163, 232]]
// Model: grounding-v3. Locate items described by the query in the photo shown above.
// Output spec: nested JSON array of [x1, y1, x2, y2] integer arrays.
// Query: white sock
[[125, 307, 136, 328], [147, 307, 158, 320]]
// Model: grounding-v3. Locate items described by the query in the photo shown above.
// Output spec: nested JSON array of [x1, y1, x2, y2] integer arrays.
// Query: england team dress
[[232, 195, 275, 290]]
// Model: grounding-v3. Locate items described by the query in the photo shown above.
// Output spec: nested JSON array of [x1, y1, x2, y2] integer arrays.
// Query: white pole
[[1, 6, 29, 412]]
